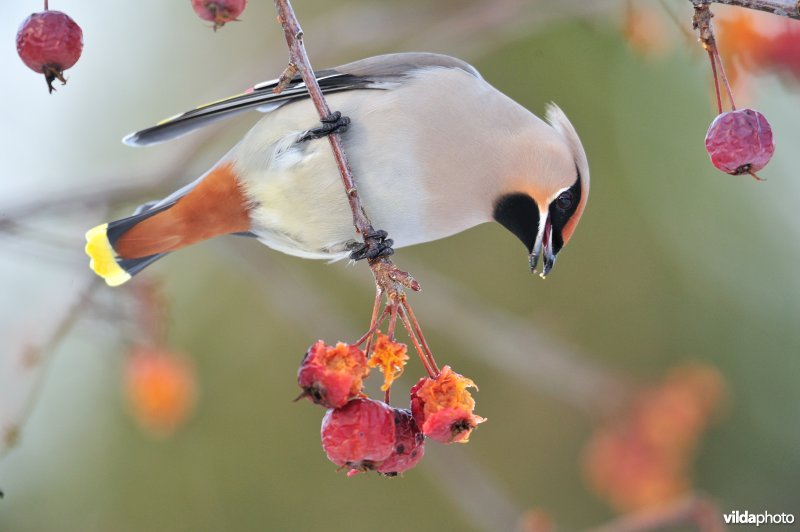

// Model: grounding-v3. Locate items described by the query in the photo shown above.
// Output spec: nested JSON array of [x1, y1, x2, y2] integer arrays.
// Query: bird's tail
[[85, 162, 252, 286], [85, 202, 177, 286]]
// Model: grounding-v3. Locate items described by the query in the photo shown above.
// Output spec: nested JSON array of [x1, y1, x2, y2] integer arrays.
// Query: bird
[[85, 52, 590, 287]]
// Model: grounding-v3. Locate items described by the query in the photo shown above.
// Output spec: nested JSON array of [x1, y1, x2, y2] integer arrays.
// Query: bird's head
[[492, 104, 590, 278]]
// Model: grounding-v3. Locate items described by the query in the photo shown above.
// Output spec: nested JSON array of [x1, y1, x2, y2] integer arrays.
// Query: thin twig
[[353, 304, 389, 346], [400, 300, 439, 375], [587, 493, 725, 532], [690, 0, 800, 20], [272, 0, 437, 378], [332, 257, 631, 417], [272, 0, 420, 304], [273, 62, 299, 94], [693, 3, 738, 111], [272, 2, 376, 248], [0, 279, 99, 461], [397, 305, 436, 378]]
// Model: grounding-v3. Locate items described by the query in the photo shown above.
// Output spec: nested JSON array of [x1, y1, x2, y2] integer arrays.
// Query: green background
[[0, 1, 798, 530]]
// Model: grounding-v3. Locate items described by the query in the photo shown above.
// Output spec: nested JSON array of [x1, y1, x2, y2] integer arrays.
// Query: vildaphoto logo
[[723, 510, 795, 526]]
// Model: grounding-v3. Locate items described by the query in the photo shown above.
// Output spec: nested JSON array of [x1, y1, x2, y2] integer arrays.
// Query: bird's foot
[[348, 229, 395, 261], [298, 111, 351, 142]]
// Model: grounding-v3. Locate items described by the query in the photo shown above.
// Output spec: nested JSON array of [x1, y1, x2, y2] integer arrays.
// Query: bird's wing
[[123, 53, 480, 147]]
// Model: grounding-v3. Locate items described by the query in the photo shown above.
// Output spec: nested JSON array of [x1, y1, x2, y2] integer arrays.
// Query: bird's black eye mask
[[492, 193, 539, 253], [547, 174, 582, 255], [492, 171, 582, 255]]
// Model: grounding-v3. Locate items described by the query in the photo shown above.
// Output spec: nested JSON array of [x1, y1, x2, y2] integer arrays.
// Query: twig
[[334, 256, 630, 417], [0, 126, 220, 221], [693, 4, 737, 112], [271, 0, 419, 302], [273, 62, 299, 94], [587, 493, 725, 532], [690, 0, 800, 20], [272, 0, 438, 377], [0, 279, 99, 461]]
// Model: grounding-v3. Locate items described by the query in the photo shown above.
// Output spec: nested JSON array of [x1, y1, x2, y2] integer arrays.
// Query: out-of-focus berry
[[376, 409, 425, 476], [705, 109, 774, 178], [410, 365, 485, 444], [321, 398, 396, 473], [125, 347, 196, 437], [518, 509, 554, 532], [368, 332, 409, 392], [16, 11, 83, 93], [583, 426, 688, 512], [716, 9, 800, 92], [582, 362, 727, 513], [297, 340, 369, 409], [191, 0, 247, 31], [623, 3, 671, 58]]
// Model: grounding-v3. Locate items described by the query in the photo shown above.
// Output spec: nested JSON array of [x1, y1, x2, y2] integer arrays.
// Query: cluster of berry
[[297, 338, 484, 477]]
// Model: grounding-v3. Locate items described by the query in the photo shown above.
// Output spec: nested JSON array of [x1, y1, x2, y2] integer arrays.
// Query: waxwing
[[85, 53, 590, 286]]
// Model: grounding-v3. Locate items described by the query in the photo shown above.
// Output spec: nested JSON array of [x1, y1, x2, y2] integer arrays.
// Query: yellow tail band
[[85, 224, 131, 287]]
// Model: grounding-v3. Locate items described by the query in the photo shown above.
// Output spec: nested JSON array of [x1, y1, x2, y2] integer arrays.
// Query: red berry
[[376, 409, 425, 476], [705, 109, 774, 180], [321, 398, 396, 473], [16, 10, 83, 93], [191, 0, 246, 31], [410, 366, 485, 444], [297, 340, 369, 409]]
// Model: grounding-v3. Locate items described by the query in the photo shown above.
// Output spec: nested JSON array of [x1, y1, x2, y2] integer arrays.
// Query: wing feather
[[123, 53, 480, 147]]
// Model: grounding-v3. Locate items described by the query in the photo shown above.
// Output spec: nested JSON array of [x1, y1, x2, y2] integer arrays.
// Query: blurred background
[[1, 1, 799, 530]]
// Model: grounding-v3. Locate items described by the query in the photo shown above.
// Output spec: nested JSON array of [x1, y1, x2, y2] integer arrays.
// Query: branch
[[0, 279, 99, 461], [587, 493, 725, 532], [272, 0, 419, 298], [690, 0, 800, 20]]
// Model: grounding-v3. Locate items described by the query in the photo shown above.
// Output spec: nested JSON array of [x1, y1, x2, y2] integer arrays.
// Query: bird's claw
[[298, 111, 351, 142], [348, 229, 394, 261]]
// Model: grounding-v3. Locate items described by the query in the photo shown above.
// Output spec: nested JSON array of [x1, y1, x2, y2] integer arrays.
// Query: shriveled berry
[[376, 409, 425, 476], [410, 366, 485, 444], [368, 332, 409, 392], [705, 109, 774, 180], [191, 0, 247, 31], [16, 10, 83, 93], [321, 398, 396, 473], [297, 340, 369, 409]]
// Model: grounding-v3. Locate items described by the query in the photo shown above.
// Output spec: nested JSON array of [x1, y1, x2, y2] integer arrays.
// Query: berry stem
[[354, 289, 386, 347], [398, 304, 438, 378], [387, 303, 398, 340], [705, 48, 724, 114], [711, 44, 736, 110], [353, 306, 388, 347], [44, 0, 48, 11], [693, 3, 737, 112], [401, 300, 440, 375]]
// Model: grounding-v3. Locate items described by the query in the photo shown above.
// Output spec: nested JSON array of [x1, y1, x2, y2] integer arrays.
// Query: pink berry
[[16, 10, 83, 93], [705, 109, 774, 180], [321, 398, 396, 473], [191, 0, 247, 31], [296, 340, 369, 409], [376, 409, 425, 476], [410, 367, 485, 444]]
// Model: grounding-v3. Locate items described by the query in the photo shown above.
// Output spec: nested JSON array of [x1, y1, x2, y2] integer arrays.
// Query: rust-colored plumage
[[116, 163, 251, 259]]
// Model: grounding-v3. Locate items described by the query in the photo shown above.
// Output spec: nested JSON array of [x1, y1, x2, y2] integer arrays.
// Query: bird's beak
[[529, 214, 556, 279]]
